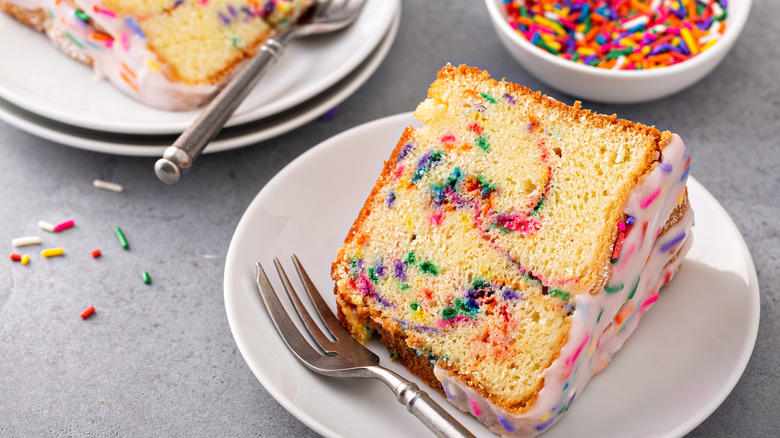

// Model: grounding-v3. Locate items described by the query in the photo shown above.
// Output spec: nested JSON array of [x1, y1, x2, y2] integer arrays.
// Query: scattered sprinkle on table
[[503, 0, 729, 70], [9, 253, 22, 262], [93, 179, 124, 193], [11, 235, 42, 247], [38, 220, 56, 232], [91, 249, 102, 258], [81, 306, 96, 319], [114, 227, 129, 250], [21, 254, 30, 265], [41, 247, 64, 258], [142, 271, 151, 285], [54, 219, 75, 232]]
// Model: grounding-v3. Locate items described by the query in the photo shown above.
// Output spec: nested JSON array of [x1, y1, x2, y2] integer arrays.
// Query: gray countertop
[[1, 1, 778, 437]]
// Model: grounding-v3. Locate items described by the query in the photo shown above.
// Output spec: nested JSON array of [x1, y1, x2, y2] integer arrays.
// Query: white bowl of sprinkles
[[485, 0, 752, 104]]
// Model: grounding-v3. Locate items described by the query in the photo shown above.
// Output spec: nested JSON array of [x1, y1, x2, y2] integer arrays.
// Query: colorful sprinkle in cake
[[331, 65, 693, 436], [0, 0, 314, 110]]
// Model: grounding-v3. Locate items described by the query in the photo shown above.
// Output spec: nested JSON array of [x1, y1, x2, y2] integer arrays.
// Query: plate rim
[[223, 112, 760, 438], [0, 0, 400, 135], [0, 11, 400, 157]]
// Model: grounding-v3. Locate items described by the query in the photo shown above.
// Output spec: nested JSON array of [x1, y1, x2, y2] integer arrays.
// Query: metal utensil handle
[[371, 367, 477, 438], [154, 35, 288, 184]]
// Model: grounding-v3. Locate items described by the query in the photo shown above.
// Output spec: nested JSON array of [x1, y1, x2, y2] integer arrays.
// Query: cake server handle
[[370, 366, 477, 438], [154, 31, 293, 184]]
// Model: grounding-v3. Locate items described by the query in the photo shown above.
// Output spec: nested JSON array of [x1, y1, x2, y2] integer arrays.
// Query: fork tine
[[254, 262, 325, 366], [273, 258, 339, 354], [290, 254, 352, 340]]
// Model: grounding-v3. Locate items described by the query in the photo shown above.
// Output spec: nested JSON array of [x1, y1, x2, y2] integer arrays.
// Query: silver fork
[[255, 256, 477, 438], [155, 0, 367, 184]]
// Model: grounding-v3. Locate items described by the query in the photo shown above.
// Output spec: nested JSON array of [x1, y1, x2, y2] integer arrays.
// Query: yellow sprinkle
[[700, 39, 718, 52], [145, 58, 161, 72], [21, 254, 30, 265], [541, 413, 550, 421], [577, 47, 596, 56], [680, 28, 699, 55], [533, 15, 566, 36], [42, 247, 64, 258]]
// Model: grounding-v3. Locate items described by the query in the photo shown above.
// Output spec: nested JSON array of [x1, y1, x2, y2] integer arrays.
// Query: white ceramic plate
[[224, 113, 760, 438], [0, 0, 399, 135], [0, 12, 398, 157]]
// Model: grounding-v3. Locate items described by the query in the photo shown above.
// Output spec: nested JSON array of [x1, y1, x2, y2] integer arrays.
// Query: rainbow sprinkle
[[504, 0, 729, 70]]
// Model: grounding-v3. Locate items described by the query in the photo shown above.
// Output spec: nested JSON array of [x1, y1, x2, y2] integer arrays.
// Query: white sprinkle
[[93, 179, 124, 193], [38, 221, 56, 232], [11, 235, 42, 247], [622, 15, 649, 30], [612, 55, 627, 70]]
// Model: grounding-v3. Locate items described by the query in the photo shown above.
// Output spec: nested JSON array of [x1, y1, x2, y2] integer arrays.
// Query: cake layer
[[331, 65, 693, 436], [0, 0, 313, 110]]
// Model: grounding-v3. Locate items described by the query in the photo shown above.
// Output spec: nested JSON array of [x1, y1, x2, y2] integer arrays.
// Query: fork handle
[[154, 32, 292, 184], [372, 368, 476, 438]]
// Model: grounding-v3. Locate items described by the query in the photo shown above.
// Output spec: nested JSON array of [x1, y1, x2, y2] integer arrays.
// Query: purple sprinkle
[[218, 11, 230, 25], [397, 142, 414, 162], [626, 216, 635, 225], [502, 289, 521, 300], [498, 416, 516, 432], [321, 106, 339, 121], [386, 191, 396, 208], [659, 162, 673, 173], [502, 93, 516, 105], [394, 260, 406, 281], [375, 264, 385, 277], [660, 231, 686, 252], [228, 5, 237, 16], [264, 0, 275, 14]]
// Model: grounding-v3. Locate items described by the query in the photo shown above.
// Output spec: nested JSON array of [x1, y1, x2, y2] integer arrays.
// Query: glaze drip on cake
[[1, 0, 313, 110], [332, 66, 693, 436]]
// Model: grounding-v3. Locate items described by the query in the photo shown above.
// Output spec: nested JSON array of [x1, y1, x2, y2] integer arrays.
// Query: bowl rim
[[484, 0, 752, 79]]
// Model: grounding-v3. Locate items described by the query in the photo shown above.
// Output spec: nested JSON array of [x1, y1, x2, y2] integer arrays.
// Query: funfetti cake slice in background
[[331, 65, 693, 437], [0, 0, 314, 110]]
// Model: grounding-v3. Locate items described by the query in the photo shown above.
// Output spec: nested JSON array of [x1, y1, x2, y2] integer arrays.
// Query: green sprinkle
[[368, 267, 379, 284], [605, 284, 624, 294], [418, 260, 440, 275], [74, 9, 90, 21], [479, 92, 498, 104], [597, 308, 604, 323], [114, 227, 129, 250], [410, 302, 420, 311], [64, 32, 85, 50], [441, 307, 458, 320], [549, 289, 571, 300], [404, 251, 416, 265], [142, 271, 151, 285], [476, 135, 490, 152], [627, 276, 641, 300]]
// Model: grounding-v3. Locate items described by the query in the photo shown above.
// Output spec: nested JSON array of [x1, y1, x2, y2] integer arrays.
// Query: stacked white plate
[[0, 0, 401, 156]]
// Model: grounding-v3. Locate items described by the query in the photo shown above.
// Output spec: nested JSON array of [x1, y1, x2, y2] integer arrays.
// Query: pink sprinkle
[[54, 219, 75, 232], [104, 40, 114, 48], [120, 33, 130, 51], [566, 335, 589, 367], [470, 398, 482, 416], [93, 5, 116, 17], [618, 222, 626, 232], [440, 133, 456, 143], [639, 188, 661, 209], [640, 293, 659, 312], [430, 211, 443, 226]]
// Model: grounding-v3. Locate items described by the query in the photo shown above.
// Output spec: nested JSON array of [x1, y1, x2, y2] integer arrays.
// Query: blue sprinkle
[[124, 17, 146, 38]]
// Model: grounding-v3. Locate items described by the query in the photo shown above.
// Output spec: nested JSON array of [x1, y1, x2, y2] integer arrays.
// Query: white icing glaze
[[6, 0, 306, 110], [434, 134, 693, 437]]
